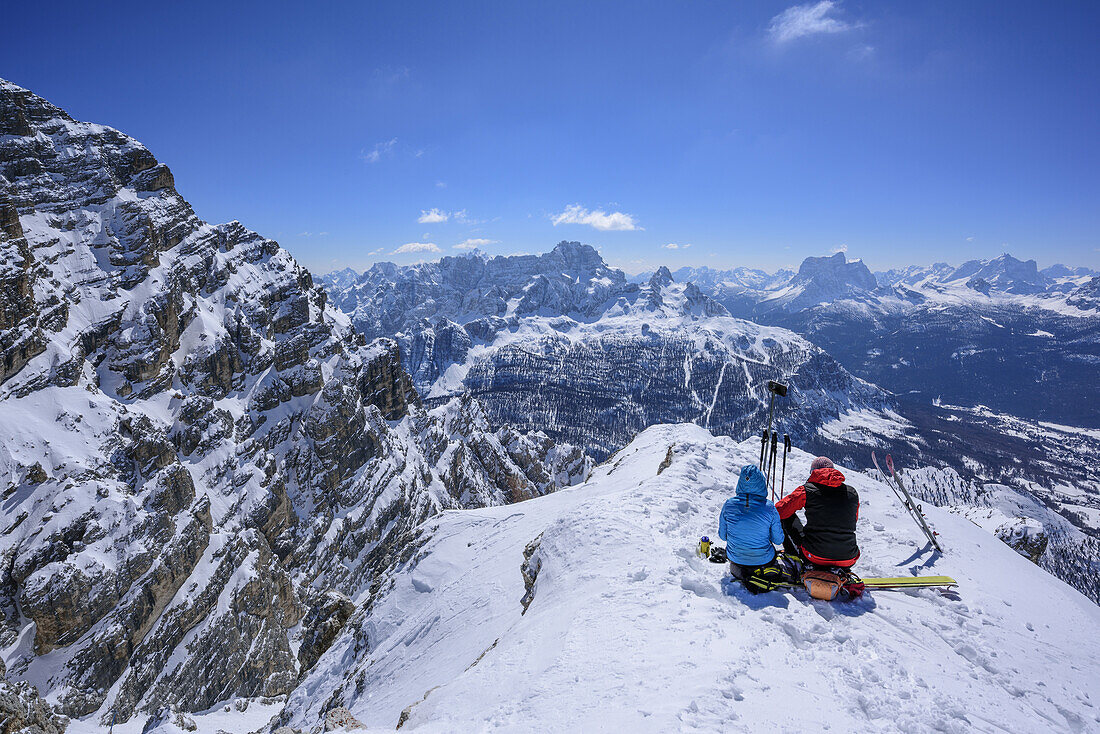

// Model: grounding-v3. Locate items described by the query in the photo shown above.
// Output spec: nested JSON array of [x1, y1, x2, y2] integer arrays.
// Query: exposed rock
[[0, 657, 68, 734], [298, 591, 357, 674], [657, 445, 674, 474], [520, 533, 543, 614], [323, 706, 364, 731]]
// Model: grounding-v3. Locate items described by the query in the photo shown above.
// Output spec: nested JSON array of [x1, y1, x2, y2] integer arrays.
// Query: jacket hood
[[735, 464, 769, 501], [808, 466, 846, 488]]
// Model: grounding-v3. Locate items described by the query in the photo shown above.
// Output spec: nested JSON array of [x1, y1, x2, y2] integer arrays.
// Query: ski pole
[[768, 430, 779, 499], [780, 433, 790, 498], [760, 380, 788, 472], [759, 429, 768, 470]]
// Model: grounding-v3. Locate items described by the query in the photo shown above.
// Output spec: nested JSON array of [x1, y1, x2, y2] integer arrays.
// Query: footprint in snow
[[680, 575, 715, 598]]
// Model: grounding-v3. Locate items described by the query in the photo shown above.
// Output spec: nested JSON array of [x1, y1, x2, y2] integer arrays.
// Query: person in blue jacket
[[718, 464, 787, 592]]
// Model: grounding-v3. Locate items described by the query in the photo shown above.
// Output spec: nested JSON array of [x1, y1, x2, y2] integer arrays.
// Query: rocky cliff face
[[0, 78, 591, 728]]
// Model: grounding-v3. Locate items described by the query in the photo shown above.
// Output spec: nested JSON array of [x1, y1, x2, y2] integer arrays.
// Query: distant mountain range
[[635, 252, 1100, 427], [323, 242, 894, 461]]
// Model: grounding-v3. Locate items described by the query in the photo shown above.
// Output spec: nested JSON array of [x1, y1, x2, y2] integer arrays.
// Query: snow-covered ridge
[[281, 424, 1100, 732]]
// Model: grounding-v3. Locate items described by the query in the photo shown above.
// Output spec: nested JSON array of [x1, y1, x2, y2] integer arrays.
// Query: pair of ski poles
[[760, 429, 791, 501], [758, 380, 791, 501], [871, 450, 943, 553]]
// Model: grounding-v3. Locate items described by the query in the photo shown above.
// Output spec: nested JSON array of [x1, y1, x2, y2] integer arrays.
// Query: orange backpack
[[802, 569, 845, 600]]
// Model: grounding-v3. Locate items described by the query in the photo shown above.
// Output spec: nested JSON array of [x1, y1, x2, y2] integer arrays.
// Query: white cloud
[[768, 1, 855, 44], [966, 236, 975, 242], [436, 181, 447, 188], [418, 208, 450, 224], [455, 238, 497, 250], [831, 243, 848, 254], [551, 204, 641, 231], [663, 243, 691, 250], [368, 247, 385, 255], [394, 242, 441, 254], [453, 209, 481, 225], [362, 138, 398, 163]]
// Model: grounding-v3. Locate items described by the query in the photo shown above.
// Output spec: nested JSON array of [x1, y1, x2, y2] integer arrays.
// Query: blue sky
[[4, 1, 1098, 273]]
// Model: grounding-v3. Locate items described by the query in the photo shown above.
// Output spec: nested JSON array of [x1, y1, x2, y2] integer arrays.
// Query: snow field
[[289, 424, 1099, 733]]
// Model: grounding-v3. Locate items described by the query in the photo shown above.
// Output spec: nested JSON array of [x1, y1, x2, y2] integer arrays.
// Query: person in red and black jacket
[[775, 456, 860, 568]]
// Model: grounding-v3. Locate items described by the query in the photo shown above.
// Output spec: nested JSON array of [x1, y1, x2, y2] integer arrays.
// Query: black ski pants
[[781, 514, 805, 558]]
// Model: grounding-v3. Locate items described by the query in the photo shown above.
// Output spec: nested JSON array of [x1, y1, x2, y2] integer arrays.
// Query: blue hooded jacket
[[718, 464, 785, 566]]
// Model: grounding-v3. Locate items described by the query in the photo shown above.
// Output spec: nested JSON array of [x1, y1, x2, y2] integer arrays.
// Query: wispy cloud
[[435, 181, 447, 189], [831, 243, 848, 254], [769, 1, 855, 44], [418, 208, 450, 224], [394, 242, 441, 254], [371, 65, 411, 87], [362, 138, 398, 164], [966, 236, 975, 242], [455, 238, 497, 250], [663, 243, 691, 250], [454, 209, 484, 225], [551, 204, 641, 231]]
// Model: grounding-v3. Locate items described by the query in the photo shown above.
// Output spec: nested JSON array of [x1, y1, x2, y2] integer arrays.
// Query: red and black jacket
[[775, 467, 860, 567]]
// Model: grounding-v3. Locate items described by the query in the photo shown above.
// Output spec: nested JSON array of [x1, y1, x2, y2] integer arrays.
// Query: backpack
[[802, 568, 865, 600], [802, 569, 845, 600], [742, 564, 787, 594]]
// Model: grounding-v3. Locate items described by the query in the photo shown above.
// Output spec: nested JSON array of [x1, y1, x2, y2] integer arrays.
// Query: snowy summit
[[283, 425, 1098, 732]]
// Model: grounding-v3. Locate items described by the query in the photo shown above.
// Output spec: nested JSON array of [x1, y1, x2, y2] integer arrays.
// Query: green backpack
[[742, 564, 787, 593]]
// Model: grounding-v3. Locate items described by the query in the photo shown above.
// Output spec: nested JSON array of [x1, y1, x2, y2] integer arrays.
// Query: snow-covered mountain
[[681, 253, 1100, 429], [268, 424, 1098, 733], [322, 245, 903, 461], [0, 78, 591, 730]]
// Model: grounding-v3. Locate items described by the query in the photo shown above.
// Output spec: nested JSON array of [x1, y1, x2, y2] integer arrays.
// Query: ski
[[861, 576, 957, 588], [871, 451, 944, 553], [751, 576, 957, 592]]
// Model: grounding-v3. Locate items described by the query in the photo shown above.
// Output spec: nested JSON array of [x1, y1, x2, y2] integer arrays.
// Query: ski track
[[278, 425, 1099, 734]]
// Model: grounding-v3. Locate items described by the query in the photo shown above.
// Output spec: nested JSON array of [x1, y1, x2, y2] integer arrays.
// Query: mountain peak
[[793, 252, 877, 290], [0, 78, 74, 135], [545, 241, 606, 271], [649, 265, 674, 288]]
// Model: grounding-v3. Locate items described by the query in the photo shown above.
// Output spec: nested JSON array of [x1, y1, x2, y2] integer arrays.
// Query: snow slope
[[279, 424, 1099, 733]]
